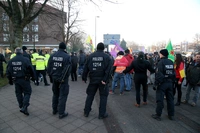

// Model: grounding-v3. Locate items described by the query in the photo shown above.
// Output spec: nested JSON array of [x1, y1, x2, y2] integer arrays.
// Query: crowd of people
[[1, 42, 200, 121]]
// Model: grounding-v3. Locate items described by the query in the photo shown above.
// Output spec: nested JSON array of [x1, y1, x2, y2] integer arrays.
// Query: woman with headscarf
[[123, 51, 155, 107]]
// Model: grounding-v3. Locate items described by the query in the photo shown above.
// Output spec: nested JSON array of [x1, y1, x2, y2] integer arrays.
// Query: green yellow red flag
[[86, 35, 94, 52], [165, 40, 175, 62]]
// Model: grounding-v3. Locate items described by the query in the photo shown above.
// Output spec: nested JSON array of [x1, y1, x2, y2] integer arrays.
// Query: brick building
[[0, 4, 67, 53]]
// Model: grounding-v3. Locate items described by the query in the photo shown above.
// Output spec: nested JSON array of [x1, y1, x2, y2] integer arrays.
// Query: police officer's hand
[[9, 80, 13, 85], [101, 81, 106, 85], [153, 85, 157, 91], [49, 76, 53, 83]]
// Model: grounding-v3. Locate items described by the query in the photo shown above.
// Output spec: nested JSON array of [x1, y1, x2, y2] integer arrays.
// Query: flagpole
[[95, 16, 99, 49]]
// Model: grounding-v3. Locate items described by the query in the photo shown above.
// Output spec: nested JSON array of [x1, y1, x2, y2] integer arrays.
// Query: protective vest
[[10, 53, 16, 59], [45, 54, 50, 67], [31, 53, 39, 66], [35, 55, 46, 70]]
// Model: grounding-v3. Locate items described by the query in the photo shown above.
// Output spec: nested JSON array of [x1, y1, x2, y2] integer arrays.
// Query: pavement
[[0, 77, 200, 133]]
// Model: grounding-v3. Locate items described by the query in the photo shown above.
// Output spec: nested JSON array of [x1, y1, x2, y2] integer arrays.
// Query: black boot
[[20, 106, 29, 116]]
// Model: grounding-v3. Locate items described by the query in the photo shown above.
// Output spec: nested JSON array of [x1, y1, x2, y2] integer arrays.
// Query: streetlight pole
[[95, 16, 99, 49]]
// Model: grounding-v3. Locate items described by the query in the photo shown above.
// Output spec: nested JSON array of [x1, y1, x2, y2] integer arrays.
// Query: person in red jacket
[[124, 49, 134, 91], [174, 53, 185, 106], [110, 51, 129, 95]]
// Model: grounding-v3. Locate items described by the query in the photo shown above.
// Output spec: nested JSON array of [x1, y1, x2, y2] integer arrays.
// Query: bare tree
[[69, 33, 85, 52], [193, 33, 200, 52], [0, 0, 48, 50]]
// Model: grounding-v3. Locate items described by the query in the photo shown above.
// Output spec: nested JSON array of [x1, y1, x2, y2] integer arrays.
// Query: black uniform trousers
[[156, 82, 174, 116], [36, 70, 48, 85], [134, 73, 148, 104], [173, 78, 183, 103], [0, 63, 3, 77], [14, 78, 32, 108], [84, 83, 109, 117], [71, 65, 77, 81], [52, 79, 69, 115]]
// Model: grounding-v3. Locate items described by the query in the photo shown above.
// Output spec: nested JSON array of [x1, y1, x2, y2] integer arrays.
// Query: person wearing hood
[[123, 51, 155, 107], [124, 49, 134, 91], [110, 51, 129, 95]]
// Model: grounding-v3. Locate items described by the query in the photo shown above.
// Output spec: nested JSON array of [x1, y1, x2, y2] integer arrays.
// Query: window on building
[[33, 16, 38, 22], [32, 34, 38, 42], [32, 25, 38, 32], [2, 13, 9, 21], [3, 23, 9, 32], [23, 34, 29, 42], [3, 34, 9, 42], [23, 26, 29, 32]]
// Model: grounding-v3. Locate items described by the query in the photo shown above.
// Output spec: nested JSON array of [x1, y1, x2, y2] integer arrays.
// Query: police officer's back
[[82, 42, 112, 119], [6, 47, 35, 116], [47, 42, 71, 119], [152, 49, 175, 121]]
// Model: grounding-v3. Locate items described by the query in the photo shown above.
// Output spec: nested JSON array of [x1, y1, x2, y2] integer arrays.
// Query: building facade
[[0, 4, 66, 53]]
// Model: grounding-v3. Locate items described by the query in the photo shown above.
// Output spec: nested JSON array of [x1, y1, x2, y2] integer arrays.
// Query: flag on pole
[[165, 40, 175, 62], [86, 35, 94, 52], [110, 43, 124, 58]]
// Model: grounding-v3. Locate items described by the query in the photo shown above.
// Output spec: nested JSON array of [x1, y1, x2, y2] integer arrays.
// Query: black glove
[[9, 80, 13, 85], [49, 76, 53, 83], [153, 85, 157, 91]]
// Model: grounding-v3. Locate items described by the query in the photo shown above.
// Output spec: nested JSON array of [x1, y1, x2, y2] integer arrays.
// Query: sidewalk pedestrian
[[78, 50, 86, 77], [82, 42, 112, 119], [110, 51, 129, 95], [173, 53, 185, 106], [71, 52, 78, 81], [6, 47, 35, 116], [124, 49, 134, 91], [47, 42, 71, 119], [182, 52, 200, 107], [123, 51, 155, 107]]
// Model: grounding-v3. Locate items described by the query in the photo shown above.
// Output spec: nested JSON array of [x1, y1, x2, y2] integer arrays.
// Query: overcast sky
[[78, 0, 200, 46]]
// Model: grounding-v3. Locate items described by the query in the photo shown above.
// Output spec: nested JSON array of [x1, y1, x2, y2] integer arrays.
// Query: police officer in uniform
[[152, 49, 175, 121], [6, 47, 35, 116], [0, 52, 6, 78], [47, 42, 71, 119], [82, 42, 112, 119]]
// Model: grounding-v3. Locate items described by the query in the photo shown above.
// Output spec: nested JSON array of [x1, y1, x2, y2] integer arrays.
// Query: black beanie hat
[[59, 42, 66, 49], [97, 42, 104, 50], [22, 46, 27, 51], [118, 51, 124, 55], [125, 49, 130, 54], [160, 49, 169, 57]]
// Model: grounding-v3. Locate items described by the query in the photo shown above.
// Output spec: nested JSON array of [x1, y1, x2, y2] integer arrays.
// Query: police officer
[[47, 42, 71, 119], [82, 42, 112, 119], [0, 52, 6, 78], [6, 47, 35, 116], [34, 52, 50, 86], [152, 49, 175, 121], [22, 46, 31, 62]]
